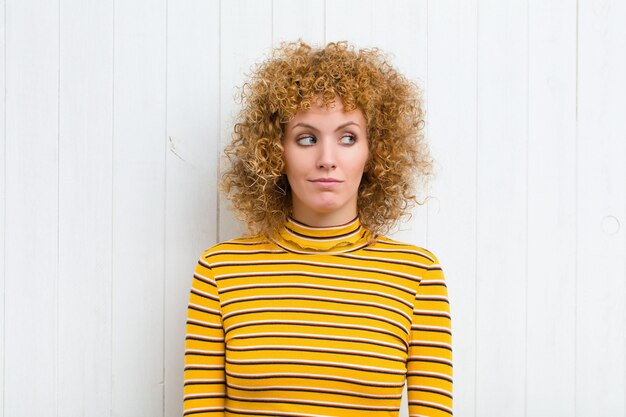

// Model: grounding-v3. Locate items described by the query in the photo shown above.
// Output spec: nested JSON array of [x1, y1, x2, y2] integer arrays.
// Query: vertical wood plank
[[371, 0, 427, 89], [4, 0, 58, 415], [577, 0, 626, 415], [526, 1, 577, 415], [219, 0, 273, 241], [272, 0, 325, 45], [427, 1, 478, 415], [475, 1, 528, 416], [369, 0, 429, 251], [368, 3, 429, 415], [164, 1, 220, 415], [57, 0, 113, 415], [325, 0, 373, 46], [0, 0, 5, 414], [112, 1, 166, 416]]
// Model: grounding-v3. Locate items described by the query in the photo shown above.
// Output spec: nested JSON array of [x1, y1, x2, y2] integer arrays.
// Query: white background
[[1, 0, 625, 416]]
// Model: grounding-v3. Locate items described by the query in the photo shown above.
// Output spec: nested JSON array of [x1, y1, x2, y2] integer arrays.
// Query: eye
[[296, 135, 316, 146], [339, 134, 356, 145]]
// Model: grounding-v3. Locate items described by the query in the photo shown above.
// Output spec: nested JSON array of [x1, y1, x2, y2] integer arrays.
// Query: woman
[[184, 41, 452, 417]]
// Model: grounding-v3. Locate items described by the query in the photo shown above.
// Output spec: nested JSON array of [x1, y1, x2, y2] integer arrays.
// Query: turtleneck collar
[[272, 216, 372, 253]]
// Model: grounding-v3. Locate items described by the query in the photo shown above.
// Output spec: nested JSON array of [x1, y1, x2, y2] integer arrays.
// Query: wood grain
[[111, 1, 167, 415], [164, 1, 220, 415], [58, 0, 114, 415]]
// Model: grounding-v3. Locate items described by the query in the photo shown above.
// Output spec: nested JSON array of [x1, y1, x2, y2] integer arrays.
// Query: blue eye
[[297, 135, 316, 146], [340, 134, 356, 145]]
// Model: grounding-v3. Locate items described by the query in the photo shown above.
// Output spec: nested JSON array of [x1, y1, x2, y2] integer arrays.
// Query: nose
[[317, 139, 337, 169]]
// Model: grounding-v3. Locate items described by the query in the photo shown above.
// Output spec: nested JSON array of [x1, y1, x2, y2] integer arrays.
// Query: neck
[[290, 207, 358, 228], [273, 216, 370, 253]]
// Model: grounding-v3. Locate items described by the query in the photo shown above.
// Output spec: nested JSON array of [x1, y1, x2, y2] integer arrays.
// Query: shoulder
[[370, 235, 442, 270], [197, 234, 280, 265]]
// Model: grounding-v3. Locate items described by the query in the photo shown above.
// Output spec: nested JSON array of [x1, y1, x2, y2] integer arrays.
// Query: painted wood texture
[[0, 0, 5, 413], [427, 1, 477, 414], [58, 1, 113, 416], [576, 0, 626, 415], [164, 2, 220, 415], [5, 1, 59, 415], [526, 1, 577, 415], [111, 1, 166, 416], [1, 1, 625, 416]]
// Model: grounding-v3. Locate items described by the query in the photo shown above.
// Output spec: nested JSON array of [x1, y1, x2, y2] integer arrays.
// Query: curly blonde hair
[[221, 41, 432, 237]]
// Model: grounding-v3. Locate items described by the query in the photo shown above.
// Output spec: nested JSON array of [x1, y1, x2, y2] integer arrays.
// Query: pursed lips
[[309, 178, 343, 183]]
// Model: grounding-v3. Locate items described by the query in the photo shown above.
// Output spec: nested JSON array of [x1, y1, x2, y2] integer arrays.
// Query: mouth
[[308, 178, 343, 189], [309, 178, 343, 183]]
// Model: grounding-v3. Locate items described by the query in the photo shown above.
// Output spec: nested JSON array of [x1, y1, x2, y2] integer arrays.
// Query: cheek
[[282, 155, 302, 182], [352, 148, 370, 174], [281, 146, 294, 174]]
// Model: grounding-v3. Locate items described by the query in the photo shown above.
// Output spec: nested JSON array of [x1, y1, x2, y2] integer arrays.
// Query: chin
[[312, 202, 342, 213]]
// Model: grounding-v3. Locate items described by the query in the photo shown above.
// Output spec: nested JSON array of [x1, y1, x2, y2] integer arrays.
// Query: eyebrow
[[290, 121, 361, 132]]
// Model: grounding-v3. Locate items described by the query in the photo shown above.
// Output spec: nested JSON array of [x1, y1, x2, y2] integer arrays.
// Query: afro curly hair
[[221, 40, 432, 238]]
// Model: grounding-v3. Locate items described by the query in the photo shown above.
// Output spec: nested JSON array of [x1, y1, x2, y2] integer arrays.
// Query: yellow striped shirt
[[184, 217, 453, 416]]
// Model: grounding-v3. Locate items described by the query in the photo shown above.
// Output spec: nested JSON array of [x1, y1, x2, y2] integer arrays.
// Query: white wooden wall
[[1, 0, 625, 416]]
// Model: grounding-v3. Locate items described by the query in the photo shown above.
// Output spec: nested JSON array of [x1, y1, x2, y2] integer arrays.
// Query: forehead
[[286, 99, 366, 130]]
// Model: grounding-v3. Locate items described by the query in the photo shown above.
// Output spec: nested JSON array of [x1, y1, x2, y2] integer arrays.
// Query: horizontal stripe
[[224, 319, 409, 348], [193, 271, 216, 287], [225, 357, 405, 375], [188, 303, 220, 316], [411, 325, 452, 335], [185, 365, 225, 371], [408, 399, 453, 414], [407, 370, 454, 383], [410, 340, 452, 351], [212, 259, 421, 285], [225, 406, 335, 417], [363, 246, 436, 263], [226, 370, 405, 388], [228, 394, 400, 411], [190, 287, 219, 302], [184, 393, 226, 400], [183, 406, 225, 416], [270, 237, 371, 255], [227, 382, 402, 399], [215, 269, 416, 294], [222, 302, 410, 328], [221, 282, 413, 309], [184, 378, 225, 386], [415, 295, 450, 303], [407, 355, 454, 366], [186, 318, 222, 330], [224, 307, 408, 338], [186, 333, 224, 343], [207, 249, 284, 257], [339, 252, 431, 270], [226, 344, 405, 362], [413, 309, 451, 319], [185, 349, 225, 357], [408, 385, 453, 399], [284, 225, 362, 242], [229, 331, 408, 353], [220, 239, 269, 246], [420, 279, 447, 286]]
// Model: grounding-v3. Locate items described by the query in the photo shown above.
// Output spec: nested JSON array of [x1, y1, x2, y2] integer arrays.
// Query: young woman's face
[[282, 98, 369, 226]]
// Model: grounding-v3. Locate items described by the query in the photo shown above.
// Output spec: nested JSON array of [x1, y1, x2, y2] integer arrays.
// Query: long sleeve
[[183, 254, 226, 416], [407, 255, 453, 416]]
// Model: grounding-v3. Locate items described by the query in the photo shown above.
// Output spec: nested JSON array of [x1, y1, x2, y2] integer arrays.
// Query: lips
[[308, 178, 344, 189], [310, 178, 343, 183]]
